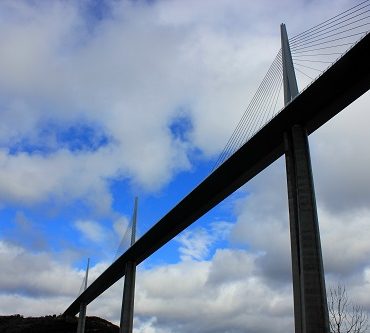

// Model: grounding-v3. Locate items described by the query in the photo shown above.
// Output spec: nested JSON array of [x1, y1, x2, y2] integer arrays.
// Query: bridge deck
[[65, 33, 370, 316]]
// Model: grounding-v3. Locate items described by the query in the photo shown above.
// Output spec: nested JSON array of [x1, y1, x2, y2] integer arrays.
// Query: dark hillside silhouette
[[0, 315, 118, 333]]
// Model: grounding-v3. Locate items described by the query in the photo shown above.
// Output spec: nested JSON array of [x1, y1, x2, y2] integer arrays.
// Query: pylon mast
[[119, 197, 138, 333], [281, 23, 329, 333], [76, 258, 90, 333]]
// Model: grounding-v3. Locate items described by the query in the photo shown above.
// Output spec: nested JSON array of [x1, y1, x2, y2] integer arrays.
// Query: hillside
[[0, 314, 119, 333]]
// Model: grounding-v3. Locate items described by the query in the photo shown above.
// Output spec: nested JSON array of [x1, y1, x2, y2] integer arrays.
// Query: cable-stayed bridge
[[65, 3, 370, 333]]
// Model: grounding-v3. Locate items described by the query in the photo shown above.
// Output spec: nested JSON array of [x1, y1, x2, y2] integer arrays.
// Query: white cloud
[[134, 317, 170, 333], [0, 241, 82, 299], [3, 203, 370, 333], [0, 240, 295, 332], [176, 221, 232, 261], [0, 240, 114, 316], [133, 249, 294, 333], [0, 148, 114, 212], [75, 219, 106, 243], [0, 0, 362, 216], [1, 0, 352, 210]]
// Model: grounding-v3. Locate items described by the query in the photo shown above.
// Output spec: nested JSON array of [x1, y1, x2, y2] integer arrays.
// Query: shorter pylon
[[76, 258, 90, 333], [119, 197, 138, 333]]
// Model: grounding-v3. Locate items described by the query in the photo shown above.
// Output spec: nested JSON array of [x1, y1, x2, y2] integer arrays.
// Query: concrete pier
[[76, 258, 90, 333], [120, 261, 136, 333], [119, 198, 138, 333], [281, 23, 329, 333]]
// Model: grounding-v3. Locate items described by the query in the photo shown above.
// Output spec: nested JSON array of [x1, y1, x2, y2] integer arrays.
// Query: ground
[[0, 315, 118, 333]]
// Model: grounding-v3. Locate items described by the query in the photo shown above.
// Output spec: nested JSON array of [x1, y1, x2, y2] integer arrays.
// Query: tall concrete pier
[[76, 258, 90, 333], [119, 197, 138, 333], [281, 23, 329, 333]]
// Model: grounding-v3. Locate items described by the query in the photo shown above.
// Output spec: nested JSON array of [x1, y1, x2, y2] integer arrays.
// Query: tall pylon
[[281, 23, 329, 333], [119, 197, 138, 333], [76, 258, 90, 333]]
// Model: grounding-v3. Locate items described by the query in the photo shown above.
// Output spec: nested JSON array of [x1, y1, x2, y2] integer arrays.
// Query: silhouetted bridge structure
[[65, 4, 370, 333]]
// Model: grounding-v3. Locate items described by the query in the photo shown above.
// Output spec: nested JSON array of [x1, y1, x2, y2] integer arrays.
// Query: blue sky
[[1, 1, 370, 332]]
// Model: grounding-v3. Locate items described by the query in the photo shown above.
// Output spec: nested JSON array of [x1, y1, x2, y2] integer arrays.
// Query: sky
[[0, 0, 370, 332]]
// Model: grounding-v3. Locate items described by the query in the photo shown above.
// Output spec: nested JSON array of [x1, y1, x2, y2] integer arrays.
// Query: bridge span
[[65, 32, 370, 317]]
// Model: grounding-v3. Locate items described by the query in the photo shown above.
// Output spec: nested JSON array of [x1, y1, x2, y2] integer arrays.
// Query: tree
[[328, 285, 368, 333]]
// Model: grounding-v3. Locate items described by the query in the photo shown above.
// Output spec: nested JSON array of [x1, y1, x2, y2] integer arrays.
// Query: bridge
[[65, 3, 370, 333]]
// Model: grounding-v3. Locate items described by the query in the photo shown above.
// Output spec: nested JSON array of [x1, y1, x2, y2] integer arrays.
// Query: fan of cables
[[213, 49, 283, 170], [113, 217, 134, 261], [290, 0, 370, 88], [213, 0, 370, 171], [77, 272, 88, 297], [75, 211, 135, 297]]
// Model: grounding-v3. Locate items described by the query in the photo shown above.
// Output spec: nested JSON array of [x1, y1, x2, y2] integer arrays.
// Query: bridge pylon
[[281, 23, 329, 333], [76, 258, 90, 333], [119, 197, 138, 333]]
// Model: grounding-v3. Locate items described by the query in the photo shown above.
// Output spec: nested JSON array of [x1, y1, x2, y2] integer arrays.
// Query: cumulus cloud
[[75, 219, 107, 243], [0, 241, 82, 299], [176, 221, 232, 261], [0, 240, 115, 315], [0, 0, 350, 210], [0, 220, 295, 333], [133, 251, 294, 333], [0, 239, 295, 333], [87, 237, 305, 333], [0, 148, 114, 212]]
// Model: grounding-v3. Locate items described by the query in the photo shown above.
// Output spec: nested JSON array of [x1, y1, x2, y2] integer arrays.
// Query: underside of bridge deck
[[65, 32, 370, 317]]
